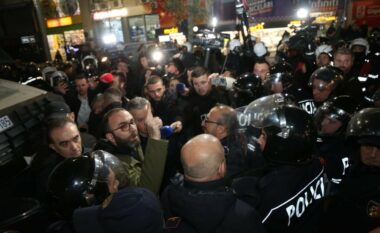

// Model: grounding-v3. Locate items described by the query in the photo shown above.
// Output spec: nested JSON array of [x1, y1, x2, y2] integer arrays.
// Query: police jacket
[[233, 158, 325, 233], [321, 163, 380, 233], [315, 135, 354, 187], [161, 178, 266, 233], [95, 138, 168, 194]]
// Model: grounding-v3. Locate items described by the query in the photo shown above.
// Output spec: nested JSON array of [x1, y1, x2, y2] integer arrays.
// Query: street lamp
[[296, 8, 309, 19]]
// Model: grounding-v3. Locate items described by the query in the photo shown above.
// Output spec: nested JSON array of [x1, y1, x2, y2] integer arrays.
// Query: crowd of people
[[2, 23, 380, 233]]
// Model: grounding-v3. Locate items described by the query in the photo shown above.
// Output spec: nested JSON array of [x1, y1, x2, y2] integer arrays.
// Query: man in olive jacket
[[95, 107, 168, 194]]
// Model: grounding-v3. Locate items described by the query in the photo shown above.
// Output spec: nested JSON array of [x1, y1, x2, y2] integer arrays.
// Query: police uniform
[[320, 163, 380, 233], [234, 158, 325, 233], [235, 94, 325, 233]]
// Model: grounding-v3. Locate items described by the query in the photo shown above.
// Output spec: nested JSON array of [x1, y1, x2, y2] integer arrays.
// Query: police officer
[[233, 94, 325, 233], [264, 61, 317, 115], [232, 72, 263, 108], [320, 108, 380, 233], [47, 150, 163, 233], [314, 96, 361, 189], [308, 66, 345, 108]]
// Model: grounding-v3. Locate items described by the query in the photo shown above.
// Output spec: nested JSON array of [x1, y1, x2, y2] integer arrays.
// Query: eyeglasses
[[200, 114, 221, 125], [109, 120, 135, 132]]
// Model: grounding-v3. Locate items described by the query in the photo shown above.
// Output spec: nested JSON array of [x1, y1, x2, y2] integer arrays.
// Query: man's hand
[[170, 121, 183, 133], [145, 111, 163, 140]]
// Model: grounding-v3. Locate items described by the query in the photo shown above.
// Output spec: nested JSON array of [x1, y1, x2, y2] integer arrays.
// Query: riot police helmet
[[346, 108, 380, 147], [233, 72, 262, 106], [244, 93, 316, 165], [47, 150, 128, 219], [308, 65, 344, 91], [264, 61, 294, 92], [314, 95, 361, 134], [49, 70, 69, 88]]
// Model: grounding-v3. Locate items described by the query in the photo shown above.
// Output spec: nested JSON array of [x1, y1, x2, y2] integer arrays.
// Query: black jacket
[[320, 162, 380, 233], [161, 178, 265, 233], [183, 88, 230, 137], [150, 90, 181, 126]]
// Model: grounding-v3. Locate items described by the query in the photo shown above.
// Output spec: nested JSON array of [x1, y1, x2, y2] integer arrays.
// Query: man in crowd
[[333, 47, 356, 80], [65, 75, 95, 130], [183, 66, 230, 137], [201, 104, 245, 177], [253, 59, 270, 83], [30, 117, 86, 205], [161, 134, 265, 233], [96, 108, 168, 194], [145, 75, 182, 130]]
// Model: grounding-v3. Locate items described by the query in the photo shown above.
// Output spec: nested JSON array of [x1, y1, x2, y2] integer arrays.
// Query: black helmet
[[314, 95, 361, 134], [244, 93, 316, 165], [346, 108, 380, 143], [233, 72, 262, 107], [264, 62, 294, 92], [47, 150, 128, 219], [49, 70, 69, 87], [308, 66, 344, 91], [288, 35, 308, 52]]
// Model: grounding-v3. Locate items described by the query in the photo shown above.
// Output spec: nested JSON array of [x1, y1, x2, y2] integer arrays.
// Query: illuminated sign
[[289, 20, 302, 26], [250, 23, 264, 32], [47, 17, 73, 28], [163, 27, 178, 34], [316, 16, 336, 21], [93, 8, 128, 20]]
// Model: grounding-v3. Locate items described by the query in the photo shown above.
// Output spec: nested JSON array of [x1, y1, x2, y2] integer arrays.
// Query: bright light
[[193, 26, 199, 32], [296, 8, 309, 19], [101, 56, 108, 63], [211, 17, 218, 28], [102, 33, 117, 45], [152, 50, 163, 62]]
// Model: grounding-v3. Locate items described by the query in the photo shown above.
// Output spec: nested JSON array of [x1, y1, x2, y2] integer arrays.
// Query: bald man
[[202, 104, 246, 177], [181, 134, 226, 182], [161, 134, 265, 233]]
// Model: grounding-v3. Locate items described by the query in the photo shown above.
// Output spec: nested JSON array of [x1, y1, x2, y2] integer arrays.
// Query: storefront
[[41, 0, 84, 61], [46, 18, 85, 61], [92, 6, 161, 46]]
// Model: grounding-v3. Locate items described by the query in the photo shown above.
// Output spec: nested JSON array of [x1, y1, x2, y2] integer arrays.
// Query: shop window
[[145, 14, 160, 41], [128, 14, 160, 42], [128, 16, 146, 42]]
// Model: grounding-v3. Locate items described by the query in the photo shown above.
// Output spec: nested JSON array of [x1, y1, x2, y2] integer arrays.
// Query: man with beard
[[96, 108, 168, 194]]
